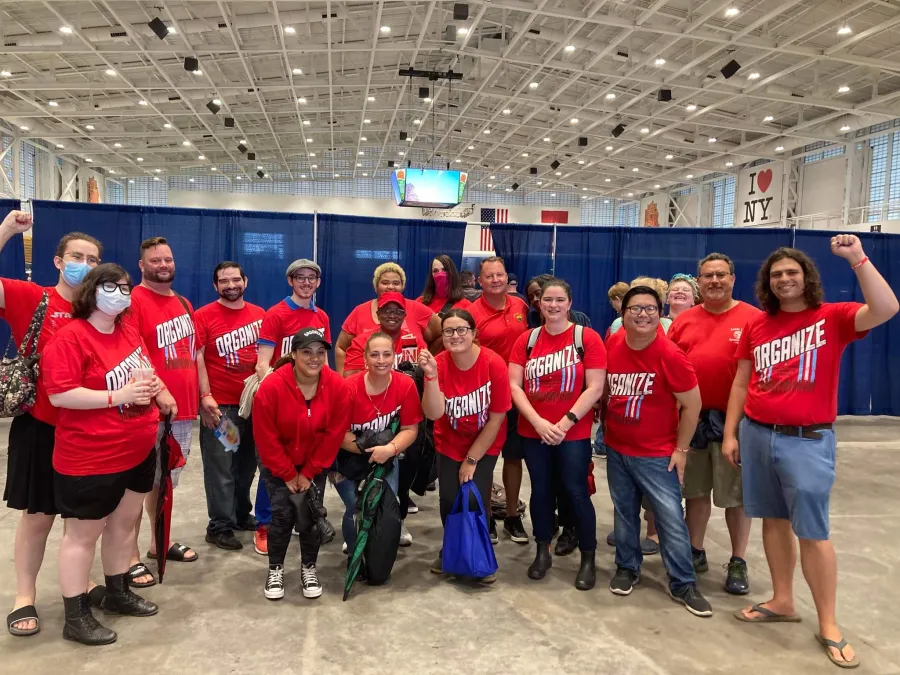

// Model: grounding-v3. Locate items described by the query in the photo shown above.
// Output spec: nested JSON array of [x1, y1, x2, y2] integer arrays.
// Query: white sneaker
[[407, 499, 419, 514], [342, 542, 348, 554], [399, 520, 412, 547], [264, 565, 285, 600], [301, 563, 323, 599]]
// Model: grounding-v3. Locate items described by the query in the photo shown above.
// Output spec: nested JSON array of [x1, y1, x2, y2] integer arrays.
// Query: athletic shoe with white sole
[[264, 565, 284, 600], [609, 567, 640, 596], [407, 499, 419, 514], [399, 521, 413, 547], [671, 585, 713, 617], [301, 563, 323, 599]]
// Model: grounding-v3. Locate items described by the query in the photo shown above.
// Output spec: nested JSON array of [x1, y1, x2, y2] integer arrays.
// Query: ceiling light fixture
[[748, 72, 761, 80], [154, 177, 160, 181], [665, 154, 674, 160], [364, 118, 371, 124], [522, 152, 529, 157], [357, 163, 362, 167], [605, 93, 616, 100], [537, 181, 542, 185], [837, 25, 852, 36], [48, 100, 58, 107], [555, 171, 562, 176], [489, 174, 495, 179], [361, 136, 367, 141], [136, 157, 144, 162], [380, 25, 391, 33], [193, 70, 202, 75], [725, 161, 734, 167], [210, 167, 216, 171], [543, 137, 551, 142], [725, 7, 739, 17], [292, 68, 303, 75], [189, 178, 195, 183], [18, 125, 28, 131], [85, 124, 95, 130], [529, 82, 539, 89], [640, 127, 650, 134], [686, 173, 694, 179], [138, 100, 148, 106], [367, 96, 375, 102], [577, 160, 584, 165], [502, 109, 511, 115], [840, 124, 851, 132], [284, 26, 296, 34], [413, 119, 421, 125], [606, 145, 613, 151], [570, 118, 579, 124], [424, 97, 432, 103], [564, 45, 575, 52], [104, 69, 116, 76], [60, 26, 73, 34], [182, 140, 191, 146], [483, 129, 491, 134], [628, 193, 634, 197], [775, 145, 785, 152], [306, 137, 313, 142], [764, 115, 774, 122], [198, 155, 205, 160], [359, 151, 365, 155], [0, 71, 11, 77], [708, 137, 717, 143], [458, 27, 469, 36], [154, 169, 161, 173], [838, 85, 850, 93], [685, 104, 697, 112], [113, 142, 122, 148], [85, 158, 93, 163], [128, 180, 134, 184], [310, 164, 317, 169], [654, 58, 666, 66], [632, 167, 639, 172], [297, 97, 307, 104], [469, 145, 475, 150], [655, 184, 661, 189], [164, 123, 172, 128], [56, 143, 65, 149], [604, 178, 611, 183], [504, 165, 510, 169]]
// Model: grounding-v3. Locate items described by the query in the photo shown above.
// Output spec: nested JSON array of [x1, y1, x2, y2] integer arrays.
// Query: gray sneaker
[[671, 585, 712, 617]]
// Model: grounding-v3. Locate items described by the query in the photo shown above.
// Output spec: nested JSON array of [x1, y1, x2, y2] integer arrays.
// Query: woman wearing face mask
[[334, 332, 422, 560], [335, 263, 441, 375], [417, 255, 469, 317], [508, 278, 607, 590], [253, 328, 351, 601], [666, 274, 700, 320], [418, 310, 511, 581], [40, 264, 165, 645], [342, 292, 427, 377]]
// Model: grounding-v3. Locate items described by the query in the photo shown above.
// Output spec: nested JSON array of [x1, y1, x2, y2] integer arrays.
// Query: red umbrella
[[154, 417, 186, 583]]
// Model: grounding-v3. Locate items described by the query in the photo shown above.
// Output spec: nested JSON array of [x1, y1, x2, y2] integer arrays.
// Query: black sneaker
[[504, 516, 529, 544], [264, 565, 284, 600], [692, 547, 709, 573], [205, 531, 243, 551], [301, 563, 323, 599], [489, 518, 499, 545], [609, 567, 640, 595], [554, 526, 578, 556], [425, 480, 437, 492], [237, 516, 258, 531], [671, 585, 713, 617], [724, 557, 750, 595]]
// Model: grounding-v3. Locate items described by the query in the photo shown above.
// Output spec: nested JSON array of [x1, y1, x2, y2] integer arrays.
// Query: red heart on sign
[[757, 168, 773, 193]]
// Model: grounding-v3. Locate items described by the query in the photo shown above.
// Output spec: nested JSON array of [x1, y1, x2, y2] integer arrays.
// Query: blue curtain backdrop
[[488, 224, 554, 291], [497, 225, 900, 416], [0, 198, 27, 350], [315, 214, 466, 332]]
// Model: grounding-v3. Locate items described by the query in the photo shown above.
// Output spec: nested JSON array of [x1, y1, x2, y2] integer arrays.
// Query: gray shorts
[[154, 420, 194, 488]]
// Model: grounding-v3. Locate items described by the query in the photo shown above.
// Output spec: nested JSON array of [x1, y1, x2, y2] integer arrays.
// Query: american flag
[[481, 207, 508, 224], [480, 225, 494, 252]]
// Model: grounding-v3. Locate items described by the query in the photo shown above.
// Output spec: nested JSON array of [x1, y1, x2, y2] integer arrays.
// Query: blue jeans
[[606, 447, 696, 593], [198, 405, 257, 535], [334, 457, 400, 553], [254, 471, 271, 526], [522, 438, 596, 550]]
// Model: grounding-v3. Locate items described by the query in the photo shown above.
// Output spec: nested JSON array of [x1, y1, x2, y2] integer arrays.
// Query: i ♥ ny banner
[[738, 163, 783, 225]]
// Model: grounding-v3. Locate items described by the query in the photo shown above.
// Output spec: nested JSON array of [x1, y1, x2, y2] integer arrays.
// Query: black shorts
[[54, 448, 157, 520], [3, 412, 58, 515], [502, 408, 524, 460]]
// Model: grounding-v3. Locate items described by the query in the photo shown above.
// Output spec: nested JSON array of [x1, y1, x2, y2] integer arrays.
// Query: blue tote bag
[[441, 482, 499, 578]]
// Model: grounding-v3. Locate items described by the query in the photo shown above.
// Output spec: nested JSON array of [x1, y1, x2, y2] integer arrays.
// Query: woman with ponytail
[[252, 328, 351, 601]]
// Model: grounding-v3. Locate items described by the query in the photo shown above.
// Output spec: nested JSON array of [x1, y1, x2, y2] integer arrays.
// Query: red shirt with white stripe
[[194, 301, 265, 405], [258, 297, 331, 365], [735, 302, 866, 426]]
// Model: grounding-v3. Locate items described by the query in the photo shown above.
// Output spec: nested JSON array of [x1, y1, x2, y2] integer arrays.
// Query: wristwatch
[[565, 411, 579, 424], [465, 455, 478, 466]]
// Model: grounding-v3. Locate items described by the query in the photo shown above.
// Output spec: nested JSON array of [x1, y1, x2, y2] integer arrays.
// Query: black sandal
[[147, 543, 198, 563], [127, 562, 157, 588], [88, 586, 108, 608], [7, 605, 40, 637]]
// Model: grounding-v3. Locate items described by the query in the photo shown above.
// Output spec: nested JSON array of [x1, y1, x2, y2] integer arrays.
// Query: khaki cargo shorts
[[682, 441, 743, 508]]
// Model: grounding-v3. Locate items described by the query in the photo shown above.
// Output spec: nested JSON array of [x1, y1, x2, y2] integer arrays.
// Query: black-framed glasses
[[699, 271, 731, 281], [442, 326, 472, 337], [378, 306, 406, 317], [65, 252, 101, 266], [625, 304, 658, 316], [100, 282, 133, 295], [291, 274, 319, 284]]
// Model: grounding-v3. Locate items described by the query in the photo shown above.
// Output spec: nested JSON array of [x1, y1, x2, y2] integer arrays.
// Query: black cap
[[290, 328, 332, 351]]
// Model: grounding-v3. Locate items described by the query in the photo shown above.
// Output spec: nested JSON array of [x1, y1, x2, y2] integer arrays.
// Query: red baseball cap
[[377, 291, 407, 310]]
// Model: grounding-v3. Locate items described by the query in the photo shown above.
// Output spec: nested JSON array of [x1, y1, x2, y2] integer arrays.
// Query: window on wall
[[19, 141, 36, 199], [0, 136, 13, 196], [711, 176, 736, 227], [616, 201, 639, 227], [106, 180, 124, 204], [868, 134, 889, 222], [889, 131, 900, 220]]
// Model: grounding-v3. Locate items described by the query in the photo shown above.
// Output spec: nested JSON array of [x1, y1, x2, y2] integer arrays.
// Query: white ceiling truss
[[1, 0, 900, 200]]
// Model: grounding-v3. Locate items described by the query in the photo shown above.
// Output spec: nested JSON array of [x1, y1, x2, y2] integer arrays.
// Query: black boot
[[62, 594, 117, 645], [527, 541, 553, 580], [574, 550, 596, 591], [101, 574, 159, 617]]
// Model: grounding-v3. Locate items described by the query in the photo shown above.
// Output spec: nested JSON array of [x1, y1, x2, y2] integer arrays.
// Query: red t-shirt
[[346, 370, 423, 433], [195, 301, 266, 405], [342, 298, 434, 340], [669, 302, 762, 411], [0, 280, 74, 425], [736, 302, 866, 426], [468, 294, 529, 363], [128, 286, 198, 421], [604, 331, 698, 457], [343, 327, 426, 374], [415, 296, 471, 314], [42, 319, 159, 476], [259, 297, 331, 364], [434, 347, 511, 461], [509, 325, 607, 440]]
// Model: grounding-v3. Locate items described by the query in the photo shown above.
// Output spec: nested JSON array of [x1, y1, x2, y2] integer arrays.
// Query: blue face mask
[[62, 261, 90, 288]]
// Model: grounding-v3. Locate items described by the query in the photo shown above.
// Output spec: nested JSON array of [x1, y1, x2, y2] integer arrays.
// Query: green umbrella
[[343, 461, 393, 601]]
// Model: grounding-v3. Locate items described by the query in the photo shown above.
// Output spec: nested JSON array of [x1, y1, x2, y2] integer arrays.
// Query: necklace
[[365, 372, 392, 416]]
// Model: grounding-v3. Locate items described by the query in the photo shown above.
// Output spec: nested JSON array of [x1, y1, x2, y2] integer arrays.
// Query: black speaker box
[[720, 59, 741, 79]]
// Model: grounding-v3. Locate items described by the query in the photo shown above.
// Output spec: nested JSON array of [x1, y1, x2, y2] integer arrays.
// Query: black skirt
[[3, 412, 58, 515], [55, 447, 156, 520]]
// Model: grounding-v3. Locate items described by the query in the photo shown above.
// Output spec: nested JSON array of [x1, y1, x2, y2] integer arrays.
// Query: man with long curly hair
[[723, 235, 898, 669]]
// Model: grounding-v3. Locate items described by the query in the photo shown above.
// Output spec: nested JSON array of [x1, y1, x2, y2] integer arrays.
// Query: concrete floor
[[1, 417, 899, 675]]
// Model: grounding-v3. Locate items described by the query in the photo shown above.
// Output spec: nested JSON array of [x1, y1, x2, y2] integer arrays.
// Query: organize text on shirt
[[156, 313, 195, 349], [350, 406, 402, 433], [105, 347, 150, 391], [216, 320, 262, 357], [752, 320, 826, 372], [445, 382, 492, 419], [524, 346, 581, 380], [607, 372, 656, 397]]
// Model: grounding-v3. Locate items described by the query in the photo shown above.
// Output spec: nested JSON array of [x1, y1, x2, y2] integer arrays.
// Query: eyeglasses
[[442, 326, 472, 337], [378, 307, 405, 317], [699, 271, 731, 281], [100, 282, 132, 295], [66, 252, 101, 266], [625, 304, 658, 316], [291, 274, 319, 284]]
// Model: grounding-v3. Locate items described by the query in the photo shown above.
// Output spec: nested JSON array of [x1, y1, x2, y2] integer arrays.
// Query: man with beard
[[194, 262, 265, 550], [251, 258, 331, 555], [126, 237, 196, 587], [725, 237, 897, 668]]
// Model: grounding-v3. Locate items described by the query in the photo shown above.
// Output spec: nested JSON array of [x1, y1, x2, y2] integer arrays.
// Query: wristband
[[851, 256, 869, 270], [424, 374, 437, 382], [390, 441, 400, 456], [675, 447, 691, 453], [108, 390, 113, 408], [201, 392, 212, 399]]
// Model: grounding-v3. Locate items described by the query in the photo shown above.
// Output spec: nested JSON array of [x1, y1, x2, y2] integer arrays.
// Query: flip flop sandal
[[641, 538, 660, 555], [733, 603, 802, 623], [7, 605, 40, 637], [127, 562, 157, 588], [816, 634, 861, 669], [147, 543, 198, 563]]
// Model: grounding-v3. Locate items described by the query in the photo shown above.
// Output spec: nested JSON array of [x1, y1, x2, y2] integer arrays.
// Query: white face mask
[[96, 288, 131, 316]]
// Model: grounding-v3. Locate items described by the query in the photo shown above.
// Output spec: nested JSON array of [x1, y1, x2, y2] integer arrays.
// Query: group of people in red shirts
[[1, 206, 896, 669]]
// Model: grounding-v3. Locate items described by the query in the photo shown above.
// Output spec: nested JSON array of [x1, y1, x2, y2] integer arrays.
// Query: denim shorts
[[739, 417, 836, 540]]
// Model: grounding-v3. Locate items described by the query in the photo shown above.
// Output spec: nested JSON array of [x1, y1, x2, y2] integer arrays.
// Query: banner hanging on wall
[[737, 162, 782, 226]]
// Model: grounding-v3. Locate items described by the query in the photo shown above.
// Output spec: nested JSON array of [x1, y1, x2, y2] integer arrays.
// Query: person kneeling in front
[[604, 286, 712, 617], [252, 329, 351, 600], [42, 264, 168, 644]]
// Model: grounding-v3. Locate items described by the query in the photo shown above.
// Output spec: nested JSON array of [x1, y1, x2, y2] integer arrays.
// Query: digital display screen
[[391, 169, 467, 208]]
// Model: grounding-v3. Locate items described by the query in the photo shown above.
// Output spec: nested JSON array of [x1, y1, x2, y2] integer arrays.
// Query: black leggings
[[437, 453, 498, 525], [259, 465, 320, 567]]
